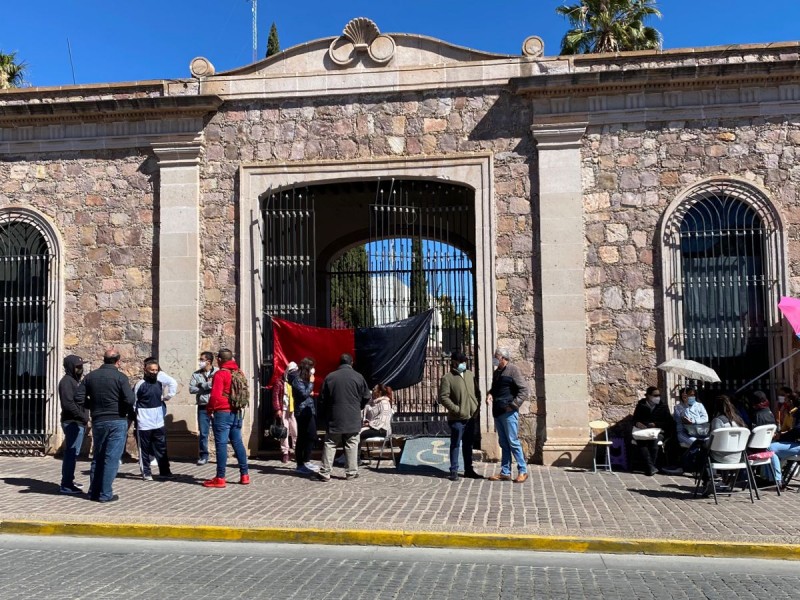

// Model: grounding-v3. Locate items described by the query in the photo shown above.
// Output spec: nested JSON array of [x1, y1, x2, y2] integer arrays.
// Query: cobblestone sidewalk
[[0, 456, 797, 544]]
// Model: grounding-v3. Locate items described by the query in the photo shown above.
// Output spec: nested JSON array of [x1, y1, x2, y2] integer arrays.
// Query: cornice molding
[[512, 60, 800, 98], [0, 95, 222, 127], [152, 138, 204, 168], [531, 123, 588, 150], [0, 96, 221, 155]]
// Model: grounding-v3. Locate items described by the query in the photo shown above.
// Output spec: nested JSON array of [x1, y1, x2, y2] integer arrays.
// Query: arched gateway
[[238, 155, 497, 450]]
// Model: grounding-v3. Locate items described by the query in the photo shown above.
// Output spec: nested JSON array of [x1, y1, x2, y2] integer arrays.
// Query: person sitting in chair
[[674, 386, 709, 448], [631, 386, 671, 476], [697, 394, 748, 497], [358, 384, 394, 466]]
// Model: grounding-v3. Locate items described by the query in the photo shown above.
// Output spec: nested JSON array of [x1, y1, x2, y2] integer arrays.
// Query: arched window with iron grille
[[0, 209, 61, 454], [662, 179, 786, 394]]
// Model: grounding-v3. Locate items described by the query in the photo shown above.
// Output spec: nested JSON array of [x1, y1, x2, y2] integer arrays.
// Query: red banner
[[271, 318, 355, 394]]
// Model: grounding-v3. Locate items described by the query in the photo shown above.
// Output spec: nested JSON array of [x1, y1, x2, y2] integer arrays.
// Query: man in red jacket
[[202, 348, 250, 488]]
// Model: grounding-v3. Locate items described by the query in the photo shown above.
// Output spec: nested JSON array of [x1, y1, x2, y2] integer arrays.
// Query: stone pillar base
[[542, 437, 592, 468], [481, 430, 500, 461]]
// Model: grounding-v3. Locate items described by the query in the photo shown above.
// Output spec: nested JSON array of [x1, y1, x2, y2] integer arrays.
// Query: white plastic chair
[[589, 420, 612, 473], [746, 424, 780, 499], [362, 418, 395, 469], [694, 427, 754, 504]]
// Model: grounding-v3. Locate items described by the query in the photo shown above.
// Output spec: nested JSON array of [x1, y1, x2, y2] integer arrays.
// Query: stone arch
[[659, 176, 788, 393], [0, 206, 64, 453]]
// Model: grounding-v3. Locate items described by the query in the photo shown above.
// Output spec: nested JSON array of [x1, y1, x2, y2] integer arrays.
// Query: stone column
[[531, 122, 591, 467], [152, 139, 203, 457]]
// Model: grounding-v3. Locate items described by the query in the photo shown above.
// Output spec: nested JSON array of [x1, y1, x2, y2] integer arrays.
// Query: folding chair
[[588, 420, 612, 473], [746, 424, 780, 499], [693, 427, 754, 505], [362, 418, 395, 469], [781, 453, 800, 491]]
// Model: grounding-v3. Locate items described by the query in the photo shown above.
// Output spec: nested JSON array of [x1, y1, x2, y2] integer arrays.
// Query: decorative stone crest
[[328, 17, 396, 66], [522, 36, 544, 58], [189, 57, 215, 78]]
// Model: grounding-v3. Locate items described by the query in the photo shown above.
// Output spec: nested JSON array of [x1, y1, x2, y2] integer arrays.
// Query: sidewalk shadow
[[1, 477, 62, 495], [627, 483, 696, 500]]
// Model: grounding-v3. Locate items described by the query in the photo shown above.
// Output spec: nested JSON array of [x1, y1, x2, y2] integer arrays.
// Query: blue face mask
[[687, 396, 696, 406], [457, 363, 467, 373]]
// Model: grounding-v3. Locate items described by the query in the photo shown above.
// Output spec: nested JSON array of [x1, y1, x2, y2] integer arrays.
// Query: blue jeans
[[768, 440, 800, 483], [495, 410, 527, 476], [211, 411, 249, 479], [60, 422, 85, 488], [89, 419, 127, 501], [197, 406, 210, 461], [448, 418, 475, 474]]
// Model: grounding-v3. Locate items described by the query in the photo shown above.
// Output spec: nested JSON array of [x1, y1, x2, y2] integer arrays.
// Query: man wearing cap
[[438, 351, 482, 481], [58, 354, 89, 494], [486, 348, 529, 483], [272, 361, 299, 464], [75, 348, 135, 502], [189, 351, 217, 466]]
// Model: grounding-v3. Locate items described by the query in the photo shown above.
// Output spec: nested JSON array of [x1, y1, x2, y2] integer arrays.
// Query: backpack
[[223, 368, 250, 411]]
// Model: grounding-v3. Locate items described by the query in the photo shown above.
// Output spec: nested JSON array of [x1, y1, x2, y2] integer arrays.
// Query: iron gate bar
[[665, 182, 784, 396], [0, 214, 56, 453]]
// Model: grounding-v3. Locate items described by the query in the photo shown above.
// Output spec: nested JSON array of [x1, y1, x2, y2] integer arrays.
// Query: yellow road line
[[1, 520, 798, 560]]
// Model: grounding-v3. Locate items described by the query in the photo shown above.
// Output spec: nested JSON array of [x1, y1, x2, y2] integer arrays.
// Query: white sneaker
[[304, 462, 320, 472], [150, 458, 158, 466]]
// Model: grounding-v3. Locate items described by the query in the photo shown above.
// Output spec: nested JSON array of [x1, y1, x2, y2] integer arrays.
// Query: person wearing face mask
[[485, 348, 529, 483], [673, 386, 709, 448], [133, 358, 174, 481], [631, 386, 671, 476], [58, 354, 90, 494], [189, 351, 218, 466], [438, 350, 482, 481], [775, 387, 794, 433]]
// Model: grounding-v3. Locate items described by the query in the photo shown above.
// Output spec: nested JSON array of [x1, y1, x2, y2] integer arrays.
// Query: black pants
[[136, 426, 171, 476], [637, 438, 660, 472], [448, 418, 475, 474], [360, 427, 387, 441], [295, 404, 317, 467]]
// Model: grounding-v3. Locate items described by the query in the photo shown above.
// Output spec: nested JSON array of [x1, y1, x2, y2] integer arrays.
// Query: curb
[[2, 520, 800, 560]]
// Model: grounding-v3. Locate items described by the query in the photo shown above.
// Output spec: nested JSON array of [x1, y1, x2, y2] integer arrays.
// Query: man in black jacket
[[316, 354, 370, 481], [486, 348, 529, 483], [58, 355, 88, 494], [75, 348, 135, 502], [631, 386, 672, 476]]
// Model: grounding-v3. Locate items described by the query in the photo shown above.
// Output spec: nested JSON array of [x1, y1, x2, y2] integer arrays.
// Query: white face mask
[[198, 360, 207, 369], [648, 395, 661, 404], [778, 396, 786, 404], [310, 368, 316, 375]]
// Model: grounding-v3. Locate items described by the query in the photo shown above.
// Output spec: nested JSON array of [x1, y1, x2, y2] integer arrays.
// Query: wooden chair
[[589, 420, 613, 473]]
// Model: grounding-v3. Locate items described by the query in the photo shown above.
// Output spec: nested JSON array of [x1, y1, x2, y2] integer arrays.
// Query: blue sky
[[3, 1, 799, 88]]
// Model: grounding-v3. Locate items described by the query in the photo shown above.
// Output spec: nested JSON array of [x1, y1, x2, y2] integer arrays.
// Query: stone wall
[[198, 90, 544, 457], [0, 150, 156, 378], [583, 118, 800, 423]]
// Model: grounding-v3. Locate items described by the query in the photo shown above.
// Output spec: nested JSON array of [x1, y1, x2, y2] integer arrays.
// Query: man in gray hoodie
[[58, 354, 89, 494]]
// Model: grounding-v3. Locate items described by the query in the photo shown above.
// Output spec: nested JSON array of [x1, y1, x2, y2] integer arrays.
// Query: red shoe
[[240, 474, 250, 485], [202, 476, 226, 488]]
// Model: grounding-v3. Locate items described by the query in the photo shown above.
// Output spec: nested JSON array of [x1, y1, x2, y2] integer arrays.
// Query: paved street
[[1, 535, 798, 599], [0, 455, 798, 545]]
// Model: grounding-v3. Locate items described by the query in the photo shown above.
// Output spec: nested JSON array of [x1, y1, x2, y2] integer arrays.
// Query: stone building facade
[[2, 18, 799, 464]]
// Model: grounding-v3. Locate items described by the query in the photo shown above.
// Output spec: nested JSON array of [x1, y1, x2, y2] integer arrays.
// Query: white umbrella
[[656, 358, 721, 383]]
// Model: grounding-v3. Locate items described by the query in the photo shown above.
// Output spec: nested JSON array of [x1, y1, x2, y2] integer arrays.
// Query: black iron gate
[[0, 215, 56, 453], [261, 179, 476, 438]]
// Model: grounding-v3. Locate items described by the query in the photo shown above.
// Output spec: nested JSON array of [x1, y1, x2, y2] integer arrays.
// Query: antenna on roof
[[249, 0, 258, 63], [66, 38, 76, 85]]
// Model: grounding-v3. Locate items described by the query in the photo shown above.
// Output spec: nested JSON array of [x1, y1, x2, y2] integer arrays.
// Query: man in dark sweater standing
[[75, 348, 135, 502], [439, 350, 482, 481], [58, 354, 89, 494], [486, 348, 529, 483], [316, 354, 370, 481]]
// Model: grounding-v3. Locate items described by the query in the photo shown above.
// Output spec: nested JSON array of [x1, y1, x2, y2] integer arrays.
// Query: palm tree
[[0, 50, 27, 89], [556, 0, 662, 55]]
